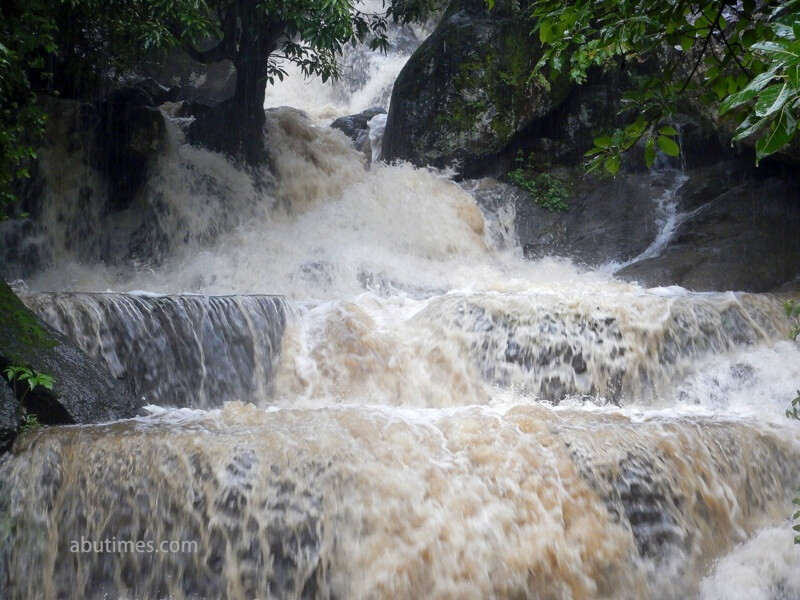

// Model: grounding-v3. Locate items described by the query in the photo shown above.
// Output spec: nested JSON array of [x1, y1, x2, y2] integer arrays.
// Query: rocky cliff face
[[383, 0, 800, 292], [382, 0, 570, 174]]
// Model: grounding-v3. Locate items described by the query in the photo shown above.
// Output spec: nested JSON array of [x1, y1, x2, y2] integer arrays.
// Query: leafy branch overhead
[[526, 0, 800, 174]]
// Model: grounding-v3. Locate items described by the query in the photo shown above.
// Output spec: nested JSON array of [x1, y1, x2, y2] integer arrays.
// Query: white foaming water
[[700, 524, 800, 600], [263, 0, 435, 119], [28, 107, 605, 299]]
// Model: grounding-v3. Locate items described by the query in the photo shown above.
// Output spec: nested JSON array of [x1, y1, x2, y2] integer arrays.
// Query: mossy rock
[[0, 282, 143, 431], [383, 0, 572, 171]]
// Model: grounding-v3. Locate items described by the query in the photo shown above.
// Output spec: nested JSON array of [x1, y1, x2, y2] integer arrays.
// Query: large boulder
[[382, 0, 571, 173], [473, 168, 675, 266], [138, 47, 237, 103], [617, 161, 800, 292], [0, 282, 144, 433]]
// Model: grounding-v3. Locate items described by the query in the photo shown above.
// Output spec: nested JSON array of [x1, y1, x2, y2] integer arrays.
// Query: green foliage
[[787, 390, 800, 420], [529, 0, 800, 175], [792, 497, 800, 544], [3, 364, 54, 405], [19, 413, 41, 434], [0, 2, 58, 219], [3, 364, 51, 434], [507, 151, 570, 212]]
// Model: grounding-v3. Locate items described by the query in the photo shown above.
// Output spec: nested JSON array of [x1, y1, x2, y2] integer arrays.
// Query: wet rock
[[138, 47, 237, 103], [618, 162, 800, 292], [0, 383, 20, 452], [175, 95, 222, 119], [473, 168, 671, 266], [382, 0, 571, 173], [132, 77, 181, 106], [516, 69, 736, 173], [331, 107, 385, 153], [0, 282, 143, 430]]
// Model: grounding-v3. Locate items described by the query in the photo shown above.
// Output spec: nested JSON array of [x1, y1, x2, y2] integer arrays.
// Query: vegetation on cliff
[[527, 0, 800, 173]]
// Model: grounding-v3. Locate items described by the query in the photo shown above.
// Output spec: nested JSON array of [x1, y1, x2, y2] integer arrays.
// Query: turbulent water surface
[[2, 13, 800, 600]]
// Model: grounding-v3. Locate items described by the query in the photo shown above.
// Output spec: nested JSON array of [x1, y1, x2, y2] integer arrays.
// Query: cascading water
[[2, 15, 800, 600], [263, 0, 435, 120], [21, 292, 293, 408]]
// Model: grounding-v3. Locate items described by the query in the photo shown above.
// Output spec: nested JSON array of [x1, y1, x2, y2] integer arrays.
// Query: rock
[[186, 97, 241, 158], [617, 162, 800, 292], [473, 168, 675, 266], [0, 384, 20, 452], [382, 0, 571, 173], [133, 77, 181, 106], [674, 160, 752, 212], [175, 95, 222, 119], [516, 69, 737, 172], [331, 107, 386, 153], [0, 283, 144, 429], [138, 47, 237, 103]]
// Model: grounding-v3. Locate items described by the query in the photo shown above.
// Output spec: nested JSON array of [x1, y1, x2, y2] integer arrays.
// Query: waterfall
[[0, 406, 797, 600], [1, 11, 800, 600], [263, 0, 435, 119], [21, 292, 293, 407]]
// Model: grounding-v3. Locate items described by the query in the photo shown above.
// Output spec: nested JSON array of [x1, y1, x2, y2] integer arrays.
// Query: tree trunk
[[188, 1, 284, 165]]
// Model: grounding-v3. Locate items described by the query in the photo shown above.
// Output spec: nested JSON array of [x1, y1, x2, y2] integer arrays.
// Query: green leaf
[[604, 154, 621, 175], [644, 138, 656, 168], [712, 78, 728, 100], [539, 22, 553, 44], [720, 68, 780, 114], [732, 113, 768, 141], [755, 83, 792, 118], [657, 135, 680, 156], [658, 125, 678, 136], [593, 135, 613, 148], [755, 109, 797, 163]]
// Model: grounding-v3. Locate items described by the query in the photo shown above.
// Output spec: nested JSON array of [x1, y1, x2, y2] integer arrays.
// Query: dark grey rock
[[382, 0, 571, 173], [138, 47, 237, 103], [331, 107, 385, 152], [617, 162, 800, 292], [0, 283, 144, 427], [175, 95, 222, 119], [0, 384, 19, 452], [91, 92, 167, 210], [473, 168, 674, 266], [133, 77, 181, 106]]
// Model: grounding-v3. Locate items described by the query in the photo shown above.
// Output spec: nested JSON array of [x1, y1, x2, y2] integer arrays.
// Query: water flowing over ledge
[[19, 287, 791, 410], [21, 292, 293, 408], [0, 404, 797, 600]]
